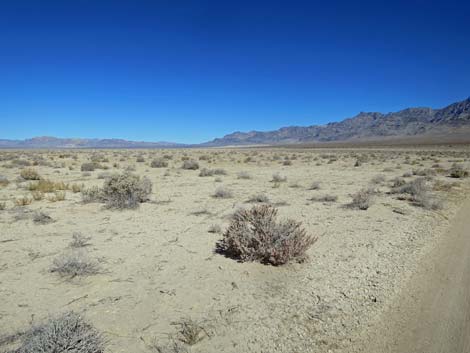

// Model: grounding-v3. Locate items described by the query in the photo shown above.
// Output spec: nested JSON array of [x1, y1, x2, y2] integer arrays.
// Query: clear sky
[[1, 0, 469, 143]]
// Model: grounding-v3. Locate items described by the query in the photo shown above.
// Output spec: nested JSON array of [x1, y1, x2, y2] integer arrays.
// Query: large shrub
[[102, 173, 152, 209], [218, 205, 316, 265]]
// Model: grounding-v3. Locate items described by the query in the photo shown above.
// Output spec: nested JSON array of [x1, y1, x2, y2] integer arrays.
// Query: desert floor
[[1, 146, 469, 353]]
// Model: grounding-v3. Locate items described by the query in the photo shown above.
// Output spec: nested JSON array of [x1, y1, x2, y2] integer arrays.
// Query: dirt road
[[361, 197, 470, 353]]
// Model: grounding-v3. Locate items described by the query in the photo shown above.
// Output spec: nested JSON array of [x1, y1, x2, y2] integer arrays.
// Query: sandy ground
[[356, 196, 470, 353], [0, 147, 469, 352]]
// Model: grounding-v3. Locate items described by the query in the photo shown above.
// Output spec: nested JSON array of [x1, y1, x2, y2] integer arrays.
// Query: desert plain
[[0, 146, 469, 353]]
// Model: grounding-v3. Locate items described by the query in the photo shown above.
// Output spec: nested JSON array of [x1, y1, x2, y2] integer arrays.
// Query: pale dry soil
[[0, 147, 469, 353]]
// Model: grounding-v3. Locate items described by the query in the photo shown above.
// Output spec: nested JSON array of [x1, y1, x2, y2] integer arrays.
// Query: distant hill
[[1, 98, 469, 148], [0, 136, 185, 149], [202, 97, 470, 146]]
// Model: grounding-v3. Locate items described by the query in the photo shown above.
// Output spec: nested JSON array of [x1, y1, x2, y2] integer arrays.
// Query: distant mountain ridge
[[0, 136, 185, 149], [202, 97, 470, 146], [1, 97, 469, 148]]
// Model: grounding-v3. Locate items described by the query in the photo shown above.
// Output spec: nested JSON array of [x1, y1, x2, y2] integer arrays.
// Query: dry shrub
[[271, 173, 287, 183], [308, 181, 321, 190], [0, 202, 6, 210], [349, 188, 375, 210], [81, 186, 105, 203], [0, 175, 9, 187], [50, 251, 100, 278], [237, 171, 251, 179], [199, 168, 227, 177], [70, 232, 91, 248], [208, 224, 222, 233], [80, 162, 101, 171], [213, 187, 233, 199], [218, 205, 316, 265], [48, 191, 66, 202], [370, 175, 386, 184], [247, 193, 269, 203], [20, 168, 41, 180], [102, 173, 152, 209], [449, 163, 468, 178], [391, 177, 442, 210], [12, 311, 105, 353], [181, 160, 199, 170], [151, 158, 168, 168], [310, 194, 337, 202], [31, 191, 44, 201], [71, 183, 84, 193], [33, 211, 54, 224]]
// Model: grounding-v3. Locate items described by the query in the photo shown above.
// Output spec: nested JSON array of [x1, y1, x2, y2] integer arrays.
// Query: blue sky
[[1, 0, 469, 143]]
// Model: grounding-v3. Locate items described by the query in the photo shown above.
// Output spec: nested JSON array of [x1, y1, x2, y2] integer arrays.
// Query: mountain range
[[1, 97, 469, 148]]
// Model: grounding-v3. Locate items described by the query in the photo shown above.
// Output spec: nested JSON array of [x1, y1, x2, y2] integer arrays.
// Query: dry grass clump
[[213, 186, 233, 199], [102, 173, 152, 209], [0, 202, 6, 210], [181, 160, 199, 170], [449, 163, 468, 178], [349, 188, 375, 210], [48, 191, 66, 202], [50, 251, 100, 278], [12, 311, 105, 353], [20, 168, 41, 180], [15, 196, 33, 206], [28, 179, 68, 193], [218, 205, 316, 265], [175, 319, 207, 346]]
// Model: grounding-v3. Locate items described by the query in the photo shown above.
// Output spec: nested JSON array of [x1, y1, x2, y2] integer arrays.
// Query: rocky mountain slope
[[203, 97, 470, 146]]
